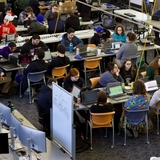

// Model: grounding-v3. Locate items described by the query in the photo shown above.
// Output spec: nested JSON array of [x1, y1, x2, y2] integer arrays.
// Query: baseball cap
[[4, 14, 17, 21], [96, 27, 104, 33]]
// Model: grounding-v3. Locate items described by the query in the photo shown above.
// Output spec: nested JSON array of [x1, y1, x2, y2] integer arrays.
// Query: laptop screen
[[111, 42, 122, 49], [18, 55, 32, 64], [71, 84, 81, 98], [109, 85, 123, 96], [145, 80, 158, 91], [10, 55, 18, 66]]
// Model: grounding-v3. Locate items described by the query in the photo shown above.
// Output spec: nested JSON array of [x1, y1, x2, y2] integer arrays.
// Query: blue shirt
[[112, 33, 126, 43]]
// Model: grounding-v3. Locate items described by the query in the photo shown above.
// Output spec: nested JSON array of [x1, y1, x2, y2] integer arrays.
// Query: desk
[[145, 20, 160, 29], [16, 25, 28, 32]]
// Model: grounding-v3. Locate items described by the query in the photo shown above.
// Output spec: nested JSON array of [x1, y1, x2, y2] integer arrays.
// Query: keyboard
[[113, 95, 130, 101]]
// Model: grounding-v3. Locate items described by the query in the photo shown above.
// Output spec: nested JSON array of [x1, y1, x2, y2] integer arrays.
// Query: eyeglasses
[[53, 7, 58, 10], [117, 29, 122, 31], [74, 75, 80, 79], [126, 63, 132, 65]]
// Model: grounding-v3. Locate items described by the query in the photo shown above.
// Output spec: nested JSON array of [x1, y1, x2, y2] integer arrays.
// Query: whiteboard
[[130, 0, 142, 6], [51, 82, 73, 155]]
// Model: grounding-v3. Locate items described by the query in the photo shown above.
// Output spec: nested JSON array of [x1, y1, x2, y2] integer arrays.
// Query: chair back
[[84, 57, 102, 69], [52, 64, 70, 79], [139, 76, 149, 82], [140, 71, 146, 78], [90, 77, 100, 87]]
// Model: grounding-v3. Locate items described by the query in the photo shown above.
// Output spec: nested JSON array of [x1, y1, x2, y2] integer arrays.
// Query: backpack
[[102, 17, 115, 29], [14, 0, 29, 10]]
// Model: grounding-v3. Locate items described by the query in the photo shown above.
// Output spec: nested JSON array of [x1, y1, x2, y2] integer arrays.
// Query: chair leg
[[19, 81, 22, 98], [90, 124, 92, 150], [145, 114, 150, 144], [124, 117, 127, 146], [29, 87, 32, 103], [84, 72, 87, 87], [86, 121, 88, 139], [104, 128, 107, 137], [111, 118, 114, 148], [157, 111, 159, 135]]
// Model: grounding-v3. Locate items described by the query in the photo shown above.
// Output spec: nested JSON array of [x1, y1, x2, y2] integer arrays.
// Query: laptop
[[77, 45, 88, 54], [5, 34, 15, 44], [71, 84, 81, 99], [124, 13, 136, 17], [18, 54, 32, 67], [44, 50, 52, 61], [145, 80, 158, 95], [111, 41, 123, 50], [100, 41, 111, 51], [154, 75, 160, 85], [81, 90, 98, 105], [2, 55, 18, 69], [108, 84, 130, 101], [139, 39, 154, 46]]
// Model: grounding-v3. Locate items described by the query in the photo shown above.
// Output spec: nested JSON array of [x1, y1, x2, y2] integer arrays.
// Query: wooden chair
[[83, 58, 102, 86], [90, 77, 100, 87], [141, 71, 146, 78], [86, 111, 115, 150]]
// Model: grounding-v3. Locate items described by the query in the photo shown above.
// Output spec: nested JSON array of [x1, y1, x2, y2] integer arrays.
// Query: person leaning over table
[[96, 62, 123, 88], [60, 28, 84, 51], [21, 34, 48, 55], [146, 56, 160, 80]]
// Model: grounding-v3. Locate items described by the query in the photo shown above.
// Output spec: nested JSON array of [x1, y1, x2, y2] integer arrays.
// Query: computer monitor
[[19, 125, 46, 153], [0, 103, 12, 127], [0, 133, 9, 154]]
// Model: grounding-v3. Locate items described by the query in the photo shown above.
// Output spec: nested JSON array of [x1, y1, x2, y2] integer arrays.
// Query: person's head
[[8, 42, 16, 52], [126, 32, 136, 42], [66, 68, 80, 82], [31, 34, 40, 45], [121, 58, 133, 71], [133, 80, 146, 95], [67, 28, 75, 40], [67, 11, 74, 18], [3, 14, 14, 24], [24, 6, 33, 14], [34, 48, 45, 60], [57, 44, 66, 55], [115, 24, 125, 36], [96, 26, 104, 37], [47, 78, 57, 89], [5, 6, 12, 14], [107, 62, 118, 74], [149, 55, 160, 75], [97, 91, 107, 105], [51, 4, 58, 13]]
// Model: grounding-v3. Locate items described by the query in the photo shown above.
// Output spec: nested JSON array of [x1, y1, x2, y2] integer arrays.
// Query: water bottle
[[69, 43, 73, 53], [8, 100, 15, 115], [76, 48, 79, 55]]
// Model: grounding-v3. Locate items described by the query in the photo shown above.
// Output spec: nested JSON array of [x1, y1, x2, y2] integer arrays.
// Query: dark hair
[[115, 24, 125, 36], [67, 28, 75, 34], [34, 48, 44, 59], [32, 34, 40, 40], [5, 6, 12, 12], [65, 68, 79, 79], [25, 6, 33, 13], [52, 4, 59, 8], [133, 80, 146, 95], [47, 78, 57, 86], [107, 62, 117, 72], [8, 42, 16, 48], [97, 91, 107, 105], [57, 44, 66, 54], [67, 11, 74, 16], [127, 32, 136, 42]]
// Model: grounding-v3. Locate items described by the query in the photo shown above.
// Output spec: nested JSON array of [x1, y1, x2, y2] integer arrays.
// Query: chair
[[83, 57, 102, 86], [89, 77, 100, 87], [86, 111, 115, 150], [150, 102, 160, 135], [52, 64, 70, 80], [140, 71, 146, 78], [124, 109, 150, 146], [139, 76, 149, 82], [129, 55, 140, 66], [20, 70, 46, 103]]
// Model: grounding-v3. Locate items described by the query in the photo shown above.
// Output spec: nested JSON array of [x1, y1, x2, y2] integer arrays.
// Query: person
[[19, 6, 36, 24], [119, 80, 150, 137], [65, 11, 80, 31], [60, 28, 84, 51], [150, 88, 160, 110], [91, 26, 111, 46], [47, 44, 70, 76], [48, 12, 64, 33], [21, 34, 48, 55], [64, 68, 84, 92], [146, 56, 160, 80], [120, 58, 136, 85], [115, 32, 138, 67], [112, 24, 126, 43], [44, 4, 59, 23], [0, 14, 17, 38], [0, 68, 11, 98], [96, 62, 123, 88], [18, 48, 48, 94]]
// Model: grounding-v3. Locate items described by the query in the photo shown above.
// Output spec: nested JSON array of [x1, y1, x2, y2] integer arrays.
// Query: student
[[115, 32, 137, 67], [96, 62, 123, 88], [91, 26, 111, 46], [146, 56, 160, 80], [112, 24, 126, 43], [21, 34, 48, 55], [64, 68, 84, 92], [18, 49, 48, 94], [47, 44, 70, 76], [60, 28, 84, 51], [0, 14, 17, 38], [120, 58, 136, 85], [119, 80, 150, 137], [150, 88, 160, 110]]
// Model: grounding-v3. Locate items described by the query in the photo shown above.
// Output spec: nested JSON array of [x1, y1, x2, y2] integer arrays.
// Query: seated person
[[112, 24, 126, 43], [115, 32, 137, 67], [0, 69, 11, 98], [120, 58, 136, 85], [146, 56, 160, 80], [48, 12, 64, 33], [0, 14, 17, 38], [19, 6, 36, 24], [60, 28, 84, 51], [150, 88, 160, 110], [44, 4, 59, 23], [64, 68, 84, 92], [91, 26, 111, 46], [21, 34, 48, 55], [96, 62, 123, 88], [65, 11, 80, 31], [18, 48, 48, 94], [47, 44, 70, 76], [119, 80, 150, 137]]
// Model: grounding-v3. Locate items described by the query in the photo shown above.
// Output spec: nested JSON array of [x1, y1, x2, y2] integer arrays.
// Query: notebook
[[2, 55, 18, 69], [18, 54, 32, 67], [71, 84, 81, 98], [145, 80, 158, 92]]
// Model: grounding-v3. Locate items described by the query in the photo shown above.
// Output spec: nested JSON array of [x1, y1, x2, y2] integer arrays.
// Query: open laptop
[[2, 55, 18, 69], [145, 80, 158, 95], [154, 75, 160, 85], [100, 41, 111, 51], [78, 45, 97, 57], [5, 34, 15, 44], [71, 84, 81, 99], [111, 41, 123, 50], [44, 50, 52, 61], [18, 54, 32, 67]]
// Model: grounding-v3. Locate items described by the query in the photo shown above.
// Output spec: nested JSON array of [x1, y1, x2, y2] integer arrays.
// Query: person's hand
[[31, 52, 34, 56], [107, 99, 110, 103], [116, 69, 120, 76], [78, 12, 81, 16], [114, 50, 119, 53], [73, 46, 77, 50], [27, 14, 31, 18], [1, 72, 4, 77]]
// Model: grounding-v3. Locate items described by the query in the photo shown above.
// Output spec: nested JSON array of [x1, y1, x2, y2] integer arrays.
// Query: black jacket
[[47, 56, 70, 75], [21, 38, 48, 54], [37, 85, 52, 113]]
